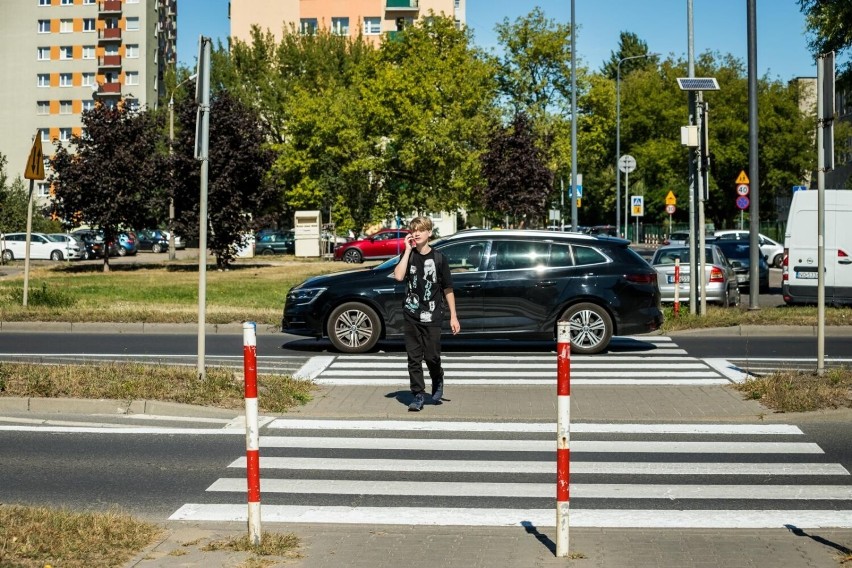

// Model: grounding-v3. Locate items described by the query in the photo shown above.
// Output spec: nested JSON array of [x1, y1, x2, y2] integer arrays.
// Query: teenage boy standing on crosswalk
[[393, 216, 460, 411]]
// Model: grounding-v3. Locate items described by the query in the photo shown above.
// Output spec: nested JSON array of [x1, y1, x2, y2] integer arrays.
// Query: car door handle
[[463, 283, 482, 289], [840, 259, 852, 265], [537, 281, 557, 287]]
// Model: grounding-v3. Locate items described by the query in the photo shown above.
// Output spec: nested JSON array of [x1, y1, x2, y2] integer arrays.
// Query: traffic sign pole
[[21, 131, 46, 308]]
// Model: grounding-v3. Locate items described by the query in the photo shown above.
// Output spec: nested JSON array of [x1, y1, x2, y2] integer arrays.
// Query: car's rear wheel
[[50, 250, 64, 261], [261, 248, 274, 256], [772, 253, 783, 268], [1, 250, 12, 262], [327, 302, 381, 353], [152, 243, 163, 253], [560, 302, 613, 355], [342, 248, 362, 263], [117, 246, 127, 257]]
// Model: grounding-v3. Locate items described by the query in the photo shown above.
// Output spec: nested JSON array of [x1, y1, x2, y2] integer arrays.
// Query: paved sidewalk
[[124, 382, 852, 568]]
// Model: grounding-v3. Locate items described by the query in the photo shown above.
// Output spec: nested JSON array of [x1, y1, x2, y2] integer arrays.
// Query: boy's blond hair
[[408, 216, 433, 232]]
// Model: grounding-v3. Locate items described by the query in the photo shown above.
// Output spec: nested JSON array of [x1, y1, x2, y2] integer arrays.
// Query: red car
[[333, 228, 410, 263]]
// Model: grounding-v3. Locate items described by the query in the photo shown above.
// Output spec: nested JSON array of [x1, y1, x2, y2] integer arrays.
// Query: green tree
[[798, 0, 852, 83], [49, 101, 167, 271], [478, 112, 553, 226], [601, 31, 658, 80], [171, 90, 278, 268]]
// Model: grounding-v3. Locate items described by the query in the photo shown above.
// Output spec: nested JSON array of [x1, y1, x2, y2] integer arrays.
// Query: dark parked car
[[71, 229, 120, 257], [135, 229, 169, 253], [284, 229, 663, 354], [713, 240, 770, 293], [333, 228, 410, 263], [255, 230, 295, 255]]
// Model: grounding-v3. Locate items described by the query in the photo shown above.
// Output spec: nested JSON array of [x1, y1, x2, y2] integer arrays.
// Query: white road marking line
[[206, 479, 852, 500], [258, 437, 823, 454], [311, 377, 731, 385], [228, 457, 849, 476], [0, 425, 243, 434], [266, 420, 804, 435], [169, 504, 852, 528]]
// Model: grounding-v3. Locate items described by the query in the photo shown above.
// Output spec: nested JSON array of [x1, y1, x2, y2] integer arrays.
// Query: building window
[[82, 46, 95, 59], [83, 18, 96, 32], [60, 46, 73, 60], [104, 43, 119, 55], [125, 44, 139, 58], [126, 0, 139, 3], [41, 129, 50, 142], [60, 19, 73, 33], [125, 98, 139, 111], [37, 101, 50, 115], [60, 0, 73, 5], [59, 128, 72, 142], [39, 0, 50, 5], [60, 100, 72, 114], [125, 71, 139, 85], [126, 17, 140, 31], [37, 47, 50, 61], [299, 18, 318, 35], [82, 72, 95, 87], [331, 17, 349, 36], [37, 182, 50, 198], [59, 73, 72, 87], [364, 17, 381, 35], [38, 20, 50, 33], [82, 100, 95, 112], [83, 0, 96, 4], [454, 0, 460, 7], [455, 19, 461, 30], [37, 74, 50, 87]]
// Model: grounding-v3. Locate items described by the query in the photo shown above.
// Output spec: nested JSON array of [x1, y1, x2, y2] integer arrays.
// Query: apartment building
[[0, 0, 176, 202], [230, 0, 465, 46]]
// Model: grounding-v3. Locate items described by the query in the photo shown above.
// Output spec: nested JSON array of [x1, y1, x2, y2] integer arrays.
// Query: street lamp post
[[167, 73, 197, 260], [616, 53, 657, 236]]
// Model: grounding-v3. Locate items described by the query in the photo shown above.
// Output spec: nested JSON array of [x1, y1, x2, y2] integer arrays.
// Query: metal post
[[243, 321, 262, 545], [570, 0, 578, 231], [747, 0, 761, 310], [697, 95, 707, 315], [674, 258, 681, 318], [168, 95, 176, 261], [817, 54, 827, 376], [687, 0, 697, 315], [22, 180, 35, 307], [624, 169, 629, 241], [555, 321, 571, 557], [196, 37, 211, 380]]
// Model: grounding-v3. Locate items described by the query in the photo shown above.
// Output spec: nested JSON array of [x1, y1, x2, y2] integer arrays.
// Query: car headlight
[[287, 287, 327, 305]]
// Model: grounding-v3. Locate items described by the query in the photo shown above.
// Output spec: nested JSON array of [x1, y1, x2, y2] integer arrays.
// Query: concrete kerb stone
[[0, 321, 281, 335]]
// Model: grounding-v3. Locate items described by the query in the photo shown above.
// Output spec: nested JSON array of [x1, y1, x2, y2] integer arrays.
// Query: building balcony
[[386, 0, 419, 10], [98, 27, 122, 41], [99, 0, 122, 15], [98, 82, 121, 95], [98, 54, 122, 69]]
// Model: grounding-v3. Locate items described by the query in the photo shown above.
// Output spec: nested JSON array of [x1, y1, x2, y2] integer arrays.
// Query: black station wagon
[[282, 229, 663, 354]]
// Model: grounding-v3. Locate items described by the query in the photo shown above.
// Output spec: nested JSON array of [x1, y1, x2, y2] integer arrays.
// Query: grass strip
[[0, 504, 161, 568], [733, 366, 852, 412], [0, 362, 315, 413]]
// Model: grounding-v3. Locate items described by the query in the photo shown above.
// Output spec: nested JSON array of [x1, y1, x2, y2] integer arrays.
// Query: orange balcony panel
[[99, 82, 121, 94], [98, 54, 122, 67], [99, 27, 122, 40], [99, 0, 122, 13]]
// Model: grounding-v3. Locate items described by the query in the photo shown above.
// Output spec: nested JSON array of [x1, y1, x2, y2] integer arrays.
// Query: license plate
[[667, 275, 689, 284], [796, 271, 818, 279]]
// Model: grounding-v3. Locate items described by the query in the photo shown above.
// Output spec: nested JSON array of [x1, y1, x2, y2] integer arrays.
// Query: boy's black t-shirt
[[403, 248, 453, 327]]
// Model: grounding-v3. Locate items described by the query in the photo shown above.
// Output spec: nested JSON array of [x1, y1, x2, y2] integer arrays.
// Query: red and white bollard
[[673, 258, 681, 317], [556, 321, 571, 557], [243, 321, 262, 545]]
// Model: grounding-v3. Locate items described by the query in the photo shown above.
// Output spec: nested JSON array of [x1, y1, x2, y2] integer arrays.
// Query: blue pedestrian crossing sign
[[631, 195, 644, 216]]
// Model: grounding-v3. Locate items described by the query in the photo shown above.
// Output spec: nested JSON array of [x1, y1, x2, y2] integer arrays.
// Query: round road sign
[[618, 154, 636, 173], [736, 195, 750, 210], [736, 184, 750, 196], [665, 204, 676, 214]]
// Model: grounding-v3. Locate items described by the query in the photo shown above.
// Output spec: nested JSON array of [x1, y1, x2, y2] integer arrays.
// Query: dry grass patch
[[203, 532, 301, 563], [733, 366, 852, 412], [0, 362, 315, 413], [0, 504, 161, 568]]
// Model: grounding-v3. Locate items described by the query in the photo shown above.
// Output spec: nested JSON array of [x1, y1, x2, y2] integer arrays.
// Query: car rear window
[[573, 245, 607, 266]]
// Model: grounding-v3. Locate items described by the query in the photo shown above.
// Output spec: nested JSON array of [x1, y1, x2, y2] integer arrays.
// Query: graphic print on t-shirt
[[404, 256, 439, 324]]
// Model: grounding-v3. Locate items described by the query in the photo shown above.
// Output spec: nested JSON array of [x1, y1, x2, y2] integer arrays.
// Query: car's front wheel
[[327, 302, 381, 353], [342, 248, 363, 263], [152, 243, 163, 253], [117, 246, 127, 257], [1, 250, 12, 262], [261, 248, 275, 256], [560, 302, 613, 355], [50, 250, 64, 261]]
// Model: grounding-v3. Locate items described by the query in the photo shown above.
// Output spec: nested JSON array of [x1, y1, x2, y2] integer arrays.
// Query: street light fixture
[[167, 73, 197, 260], [616, 53, 658, 237]]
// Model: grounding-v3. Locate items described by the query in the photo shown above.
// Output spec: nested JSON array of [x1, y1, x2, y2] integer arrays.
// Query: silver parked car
[[650, 244, 740, 307]]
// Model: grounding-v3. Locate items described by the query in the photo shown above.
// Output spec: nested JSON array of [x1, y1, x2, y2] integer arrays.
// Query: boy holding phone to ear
[[393, 216, 460, 411]]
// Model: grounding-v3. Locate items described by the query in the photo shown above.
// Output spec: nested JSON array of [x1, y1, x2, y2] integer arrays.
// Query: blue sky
[[177, 0, 817, 81]]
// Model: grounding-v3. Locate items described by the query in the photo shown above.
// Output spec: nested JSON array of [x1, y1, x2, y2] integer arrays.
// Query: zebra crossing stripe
[[311, 377, 731, 385], [257, 436, 824, 454], [266, 420, 804, 435], [206, 479, 852, 501], [227, 457, 849, 476], [169, 504, 852, 528]]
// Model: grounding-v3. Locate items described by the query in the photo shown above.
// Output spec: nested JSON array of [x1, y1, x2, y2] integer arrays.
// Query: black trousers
[[403, 320, 444, 395]]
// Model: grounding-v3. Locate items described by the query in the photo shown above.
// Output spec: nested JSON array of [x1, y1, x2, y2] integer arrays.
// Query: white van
[[782, 189, 852, 305]]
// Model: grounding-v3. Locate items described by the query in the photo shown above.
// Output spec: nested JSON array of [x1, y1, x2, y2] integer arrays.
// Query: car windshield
[[653, 247, 714, 265], [46, 235, 64, 242], [716, 243, 749, 259]]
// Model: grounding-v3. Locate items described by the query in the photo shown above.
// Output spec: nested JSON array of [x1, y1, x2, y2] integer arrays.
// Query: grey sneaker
[[408, 393, 425, 412], [431, 384, 443, 404]]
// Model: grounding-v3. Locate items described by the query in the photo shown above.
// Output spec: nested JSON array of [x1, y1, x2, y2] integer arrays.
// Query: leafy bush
[[8, 282, 76, 308]]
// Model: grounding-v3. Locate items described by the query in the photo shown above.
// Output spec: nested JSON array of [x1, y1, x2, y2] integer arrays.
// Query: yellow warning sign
[[735, 170, 749, 185], [665, 191, 677, 206], [24, 134, 45, 181]]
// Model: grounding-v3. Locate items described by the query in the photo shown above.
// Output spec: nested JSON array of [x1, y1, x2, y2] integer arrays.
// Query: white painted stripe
[[267, 420, 804, 435], [312, 377, 731, 386], [229, 457, 850, 476], [207, 479, 852, 500], [329, 361, 709, 370], [704, 358, 753, 383], [293, 356, 336, 380], [258, 437, 823, 454], [169, 504, 852, 528], [0, 425, 244, 434], [317, 370, 721, 377]]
